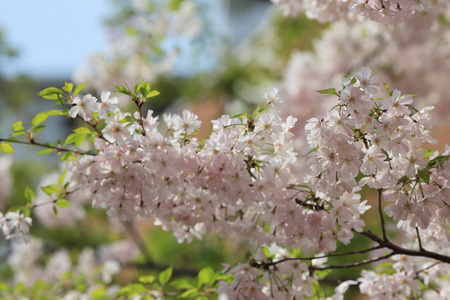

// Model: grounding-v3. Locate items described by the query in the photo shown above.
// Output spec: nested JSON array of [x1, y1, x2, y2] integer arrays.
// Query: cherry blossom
[[68, 94, 101, 121]]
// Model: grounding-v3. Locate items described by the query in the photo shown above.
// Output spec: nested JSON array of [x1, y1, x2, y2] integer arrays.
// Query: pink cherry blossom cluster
[[59, 67, 450, 297], [6, 237, 137, 292], [1, 67, 450, 297], [278, 3, 450, 142], [0, 211, 32, 243], [272, 0, 438, 22]]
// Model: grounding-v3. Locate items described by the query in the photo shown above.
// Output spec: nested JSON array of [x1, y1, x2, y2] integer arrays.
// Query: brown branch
[[377, 188, 388, 242], [0, 138, 95, 156], [268, 245, 385, 266], [310, 252, 394, 272], [358, 230, 450, 264], [416, 227, 424, 251]]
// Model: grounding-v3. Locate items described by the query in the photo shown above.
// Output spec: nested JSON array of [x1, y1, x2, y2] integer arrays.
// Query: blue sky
[[0, 0, 111, 79]]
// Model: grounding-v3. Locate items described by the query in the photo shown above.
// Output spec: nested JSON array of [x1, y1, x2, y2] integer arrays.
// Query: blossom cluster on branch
[[272, 0, 441, 23], [0, 67, 449, 298], [277, 0, 450, 146]]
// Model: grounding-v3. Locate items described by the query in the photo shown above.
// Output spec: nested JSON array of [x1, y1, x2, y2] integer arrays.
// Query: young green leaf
[[73, 127, 92, 134], [74, 82, 89, 96], [56, 199, 71, 208], [138, 275, 155, 284], [32, 112, 50, 126], [63, 82, 74, 93], [197, 267, 215, 286], [0, 143, 14, 154], [146, 90, 160, 98], [397, 174, 408, 185], [12, 121, 24, 132], [60, 151, 75, 162], [24, 187, 35, 202], [38, 148, 55, 155], [46, 110, 67, 116], [115, 85, 132, 96], [38, 87, 63, 100], [418, 169, 430, 184], [159, 266, 173, 285], [58, 170, 66, 187], [316, 88, 338, 96], [41, 184, 60, 195]]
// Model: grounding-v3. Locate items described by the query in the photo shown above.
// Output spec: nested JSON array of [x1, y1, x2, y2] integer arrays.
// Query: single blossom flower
[[69, 94, 101, 121], [98, 91, 120, 119]]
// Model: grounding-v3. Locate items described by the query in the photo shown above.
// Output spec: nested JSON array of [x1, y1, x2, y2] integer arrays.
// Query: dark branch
[[0, 138, 95, 156], [358, 230, 450, 264]]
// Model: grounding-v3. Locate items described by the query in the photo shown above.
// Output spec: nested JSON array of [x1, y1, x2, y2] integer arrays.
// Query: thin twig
[[0, 138, 95, 156], [268, 245, 385, 266], [310, 252, 394, 271], [377, 188, 388, 242], [416, 227, 424, 251]]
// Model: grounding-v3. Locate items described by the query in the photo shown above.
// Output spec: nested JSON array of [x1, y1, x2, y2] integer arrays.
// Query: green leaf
[[73, 127, 92, 134], [420, 147, 434, 159], [86, 149, 99, 155], [58, 170, 66, 186], [65, 133, 87, 146], [60, 151, 75, 161], [231, 113, 247, 119], [115, 85, 132, 96], [253, 103, 269, 116], [38, 148, 55, 155], [418, 169, 430, 184], [41, 184, 59, 195], [56, 199, 71, 208], [383, 83, 391, 96], [261, 246, 271, 258], [11, 130, 26, 137], [168, 0, 184, 11], [302, 146, 319, 157], [140, 83, 151, 97], [117, 284, 146, 297], [0, 142, 14, 154], [32, 112, 50, 126], [24, 187, 34, 202], [198, 267, 215, 286], [74, 82, 89, 96], [90, 287, 107, 300], [38, 87, 63, 100], [243, 251, 252, 262], [134, 80, 144, 94], [159, 266, 173, 285], [138, 275, 155, 284], [397, 174, 408, 185], [53, 205, 59, 218], [179, 288, 199, 299], [169, 278, 193, 289], [316, 88, 338, 96], [146, 90, 160, 98], [63, 82, 74, 93], [12, 121, 24, 132], [33, 125, 46, 134], [47, 109, 67, 116]]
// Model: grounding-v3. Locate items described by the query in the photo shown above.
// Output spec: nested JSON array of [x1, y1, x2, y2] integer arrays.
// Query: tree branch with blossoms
[[1, 68, 450, 299]]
